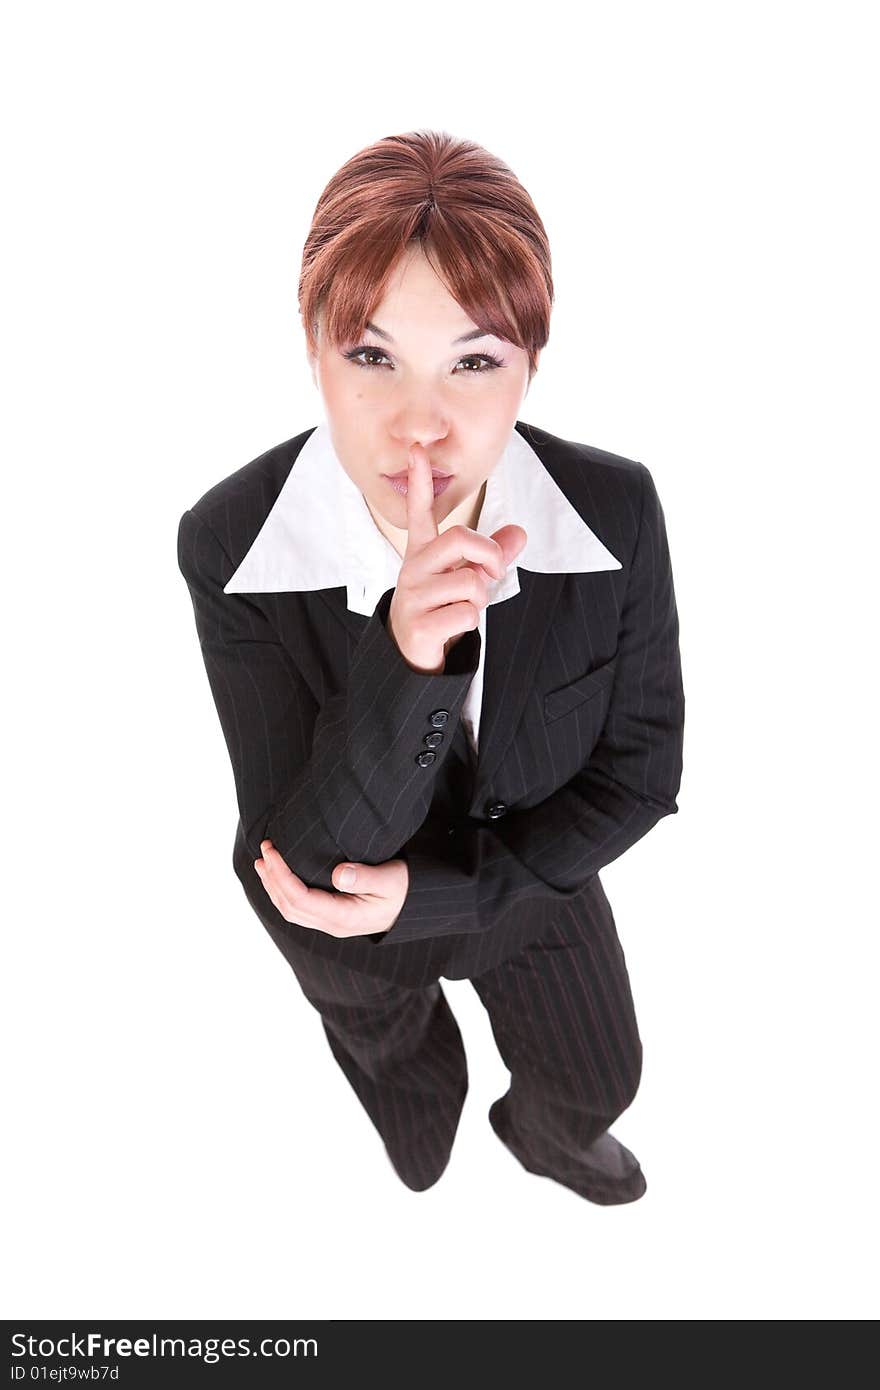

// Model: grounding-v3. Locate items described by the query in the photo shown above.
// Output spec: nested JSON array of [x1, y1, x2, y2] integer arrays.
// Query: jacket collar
[[222, 420, 622, 606]]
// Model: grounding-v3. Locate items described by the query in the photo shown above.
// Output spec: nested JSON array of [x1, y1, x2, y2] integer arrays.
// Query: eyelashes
[[343, 345, 505, 376]]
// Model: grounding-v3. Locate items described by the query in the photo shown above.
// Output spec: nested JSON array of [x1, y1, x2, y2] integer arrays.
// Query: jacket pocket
[[543, 656, 618, 724]]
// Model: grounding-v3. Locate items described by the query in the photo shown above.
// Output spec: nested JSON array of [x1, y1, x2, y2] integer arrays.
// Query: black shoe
[[488, 1097, 647, 1205], [382, 1138, 453, 1192]]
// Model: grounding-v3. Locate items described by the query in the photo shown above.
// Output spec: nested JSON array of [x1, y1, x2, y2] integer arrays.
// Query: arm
[[177, 506, 482, 887], [381, 463, 685, 946]]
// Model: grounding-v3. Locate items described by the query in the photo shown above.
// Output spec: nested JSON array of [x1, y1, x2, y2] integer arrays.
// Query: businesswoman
[[177, 129, 685, 1203]]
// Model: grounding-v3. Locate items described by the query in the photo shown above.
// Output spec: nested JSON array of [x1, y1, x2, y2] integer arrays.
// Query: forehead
[[371, 251, 474, 326]]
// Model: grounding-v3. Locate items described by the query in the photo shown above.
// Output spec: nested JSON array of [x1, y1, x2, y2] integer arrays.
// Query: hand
[[254, 840, 409, 938], [387, 442, 527, 674]]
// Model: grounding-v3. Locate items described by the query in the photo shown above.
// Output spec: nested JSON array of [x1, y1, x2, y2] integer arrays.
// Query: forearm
[[265, 595, 483, 882], [178, 507, 481, 886]]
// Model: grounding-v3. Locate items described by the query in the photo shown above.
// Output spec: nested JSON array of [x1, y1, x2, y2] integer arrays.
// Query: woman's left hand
[[254, 840, 408, 938]]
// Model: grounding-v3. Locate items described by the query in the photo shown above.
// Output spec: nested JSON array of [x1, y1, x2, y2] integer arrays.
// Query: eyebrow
[[364, 320, 494, 345]]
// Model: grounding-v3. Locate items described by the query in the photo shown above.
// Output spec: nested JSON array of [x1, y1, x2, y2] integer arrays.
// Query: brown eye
[[344, 347, 391, 369], [458, 354, 502, 373]]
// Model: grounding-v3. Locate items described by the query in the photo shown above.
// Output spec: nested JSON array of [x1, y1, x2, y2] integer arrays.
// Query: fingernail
[[340, 865, 356, 888]]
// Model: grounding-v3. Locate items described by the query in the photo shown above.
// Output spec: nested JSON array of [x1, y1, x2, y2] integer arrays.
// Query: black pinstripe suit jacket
[[177, 419, 685, 987]]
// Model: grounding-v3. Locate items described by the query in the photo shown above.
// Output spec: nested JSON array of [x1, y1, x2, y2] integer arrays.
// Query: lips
[[383, 468, 453, 481]]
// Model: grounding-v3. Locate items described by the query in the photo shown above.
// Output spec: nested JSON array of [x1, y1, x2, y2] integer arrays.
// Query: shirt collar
[[223, 421, 622, 613]]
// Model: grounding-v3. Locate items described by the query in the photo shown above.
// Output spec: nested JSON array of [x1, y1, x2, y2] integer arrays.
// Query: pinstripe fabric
[[177, 417, 684, 1203], [281, 871, 644, 1202], [176, 418, 685, 989]]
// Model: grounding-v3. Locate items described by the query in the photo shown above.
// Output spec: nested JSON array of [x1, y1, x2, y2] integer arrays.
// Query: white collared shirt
[[223, 422, 622, 755]]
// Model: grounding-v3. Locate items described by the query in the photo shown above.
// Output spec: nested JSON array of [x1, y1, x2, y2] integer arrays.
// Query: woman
[[177, 129, 685, 1202]]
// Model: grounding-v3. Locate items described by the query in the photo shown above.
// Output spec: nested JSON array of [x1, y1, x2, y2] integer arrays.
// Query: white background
[[2, 0, 877, 1320]]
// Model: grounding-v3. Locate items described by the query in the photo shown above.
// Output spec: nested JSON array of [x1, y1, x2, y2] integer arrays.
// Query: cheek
[[318, 356, 358, 408], [463, 364, 528, 421], [459, 380, 523, 444]]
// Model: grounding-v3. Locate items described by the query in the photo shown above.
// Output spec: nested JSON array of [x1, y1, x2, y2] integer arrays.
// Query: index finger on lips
[[403, 442, 440, 556]]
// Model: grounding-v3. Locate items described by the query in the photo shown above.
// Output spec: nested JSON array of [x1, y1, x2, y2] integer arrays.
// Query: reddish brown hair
[[299, 129, 553, 379]]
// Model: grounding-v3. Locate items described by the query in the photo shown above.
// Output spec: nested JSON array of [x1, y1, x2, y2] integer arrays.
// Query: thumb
[[333, 862, 395, 895], [333, 863, 360, 891]]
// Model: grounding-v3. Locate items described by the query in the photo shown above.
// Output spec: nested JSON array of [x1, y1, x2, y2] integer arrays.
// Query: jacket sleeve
[[380, 463, 685, 946], [177, 506, 483, 886]]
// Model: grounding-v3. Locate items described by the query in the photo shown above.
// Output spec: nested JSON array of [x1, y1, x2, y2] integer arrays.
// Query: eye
[[344, 346, 392, 369], [457, 353, 504, 373], [343, 345, 504, 375]]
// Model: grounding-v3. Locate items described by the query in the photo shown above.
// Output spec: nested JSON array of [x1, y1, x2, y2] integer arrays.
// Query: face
[[307, 242, 539, 547]]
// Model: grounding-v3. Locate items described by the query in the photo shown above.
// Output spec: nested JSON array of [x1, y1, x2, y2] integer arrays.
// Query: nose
[[390, 417, 450, 457]]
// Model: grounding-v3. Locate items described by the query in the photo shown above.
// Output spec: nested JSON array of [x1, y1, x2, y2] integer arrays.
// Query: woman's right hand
[[387, 441, 528, 674]]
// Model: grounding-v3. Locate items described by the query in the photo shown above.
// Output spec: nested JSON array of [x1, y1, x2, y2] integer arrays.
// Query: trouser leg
[[469, 880, 647, 1205], [282, 946, 468, 1192]]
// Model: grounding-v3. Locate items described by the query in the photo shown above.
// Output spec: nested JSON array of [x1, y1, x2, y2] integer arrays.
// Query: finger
[[254, 860, 285, 916], [493, 523, 528, 568], [428, 528, 507, 583], [461, 522, 527, 584], [257, 860, 336, 931], [258, 841, 309, 901], [282, 881, 365, 936], [403, 442, 440, 556], [263, 841, 353, 908], [259, 840, 296, 875]]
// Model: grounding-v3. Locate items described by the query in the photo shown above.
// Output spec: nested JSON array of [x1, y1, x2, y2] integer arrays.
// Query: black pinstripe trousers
[[282, 878, 647, 1205]]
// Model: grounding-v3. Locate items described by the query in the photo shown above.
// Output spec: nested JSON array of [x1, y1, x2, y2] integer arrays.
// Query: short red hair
[[299, 129, 553, 380]]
